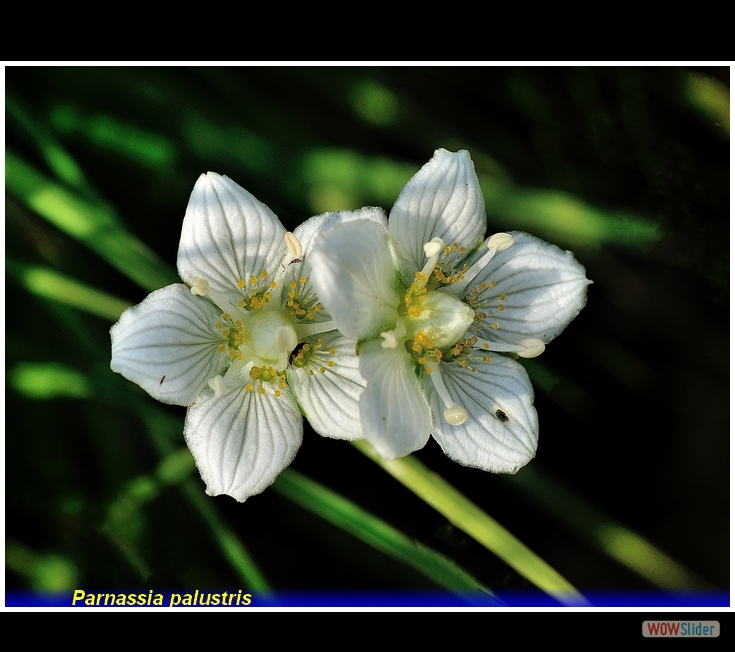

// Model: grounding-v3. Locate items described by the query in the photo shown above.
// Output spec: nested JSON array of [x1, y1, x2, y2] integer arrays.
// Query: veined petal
[[287, 331, 365, 441], [359, 339, 431, 459], [469, 231, 590, 344], [110, 284, 229, 406], [177, 172, 287, 306], [427, 355, 538, 473], [308, 218, 400, 340], [184, 381, 303, 502], [389, 149, 486, 278], [287, 206, 389, 320]]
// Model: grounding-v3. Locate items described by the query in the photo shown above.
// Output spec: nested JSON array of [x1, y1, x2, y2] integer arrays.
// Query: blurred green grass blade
[[353, 440, 588, 605], [684, 72, 729, 136], [5, 151, 177, 291], [6, 94, 91, 193], [481, 182, 661, 249], [503, 465, 712, 590], [9, 362, 93, 400], [9, 260, 130, 321], [6, 540, 80, 592], [273, 469, 493, 598]]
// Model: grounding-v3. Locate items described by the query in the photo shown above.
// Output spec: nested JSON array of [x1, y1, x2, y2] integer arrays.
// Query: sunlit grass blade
[[9, 261, 130, 321], [353, 440, 589, 605], [6, 93, 92, 194], [5, 151, 177, 291], [273, 469, 494, 599], [503, 465, 713, 590]]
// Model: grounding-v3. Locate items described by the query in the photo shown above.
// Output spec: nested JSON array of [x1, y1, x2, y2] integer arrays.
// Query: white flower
[[308, 149, 590, 473], [110, 173, 365, 501]]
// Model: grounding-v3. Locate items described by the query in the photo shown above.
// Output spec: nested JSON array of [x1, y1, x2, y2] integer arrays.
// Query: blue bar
[[5, 589, 729, 608]]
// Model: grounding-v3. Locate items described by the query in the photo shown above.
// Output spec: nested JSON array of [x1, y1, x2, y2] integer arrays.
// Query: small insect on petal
[[495, 409, 509, 423]]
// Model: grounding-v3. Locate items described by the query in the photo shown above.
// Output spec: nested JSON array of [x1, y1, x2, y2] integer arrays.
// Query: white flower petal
[[389, 149, 487, 277], [308, 218, 400, 340], [470, 231, 590, 344], [287, 332, 365, 441], [358, 339, 431, 459], [177, 172, 287, 305], [184, 382, 303, 502], [286, 207, 389, 320], [427, 355, 538, 473], [110, 284, 228, 406], [295, 206, 388, 260]]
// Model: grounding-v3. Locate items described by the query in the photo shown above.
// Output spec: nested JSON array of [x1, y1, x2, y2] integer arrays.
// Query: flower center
[[378, 232, 545, 428], [191, 233, 339, 398], [404, 289, 474, 349], [240, 310, 298, 371]]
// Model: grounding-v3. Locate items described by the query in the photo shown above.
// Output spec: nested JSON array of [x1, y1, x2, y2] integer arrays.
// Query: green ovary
[[240, 310, 298, 371], [405, 290, 474, 349]]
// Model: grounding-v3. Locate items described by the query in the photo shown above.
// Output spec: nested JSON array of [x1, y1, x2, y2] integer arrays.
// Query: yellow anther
[[218, 344, 226, 352], [319, 367, 326, 373], [258, 387, 266, 394], [498, 305, 505, 311], [299, 276, 306, 284], [250, 276, 258, 285], [328, 348, 336, 355], [327, 361, 334, 367], [492, 322, 500, 330], [317, 339, 323, 346], [246, 383, 253, 392], [260, 270, 268, 279], [237, 279, 245, 288], [215, 322, 223, 329], [269, 281, 277, 289], [498, 294, 506, 301], [274, 390, 281, 397]]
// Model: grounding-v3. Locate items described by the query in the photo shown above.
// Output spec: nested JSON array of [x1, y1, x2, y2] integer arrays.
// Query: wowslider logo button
[[642, 621, 720, 637]]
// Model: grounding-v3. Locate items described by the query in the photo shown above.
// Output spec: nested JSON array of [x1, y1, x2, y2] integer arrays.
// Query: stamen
[[190, 277, 209, 296], [285, 232, 302, 260], [189, 277, 242, 317], [294, 319, 337, 339], [425, 362, 469, 426], [471, 336, 545, 358], [419, 237, 445, 282], [207, 375, 227, 397], [516, 338, 545, 358], [443, 232, 513, 297], [380, 319, 407, 349]]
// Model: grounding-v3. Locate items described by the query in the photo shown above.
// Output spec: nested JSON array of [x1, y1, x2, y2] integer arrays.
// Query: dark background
[[5, 65, 729, 600]]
